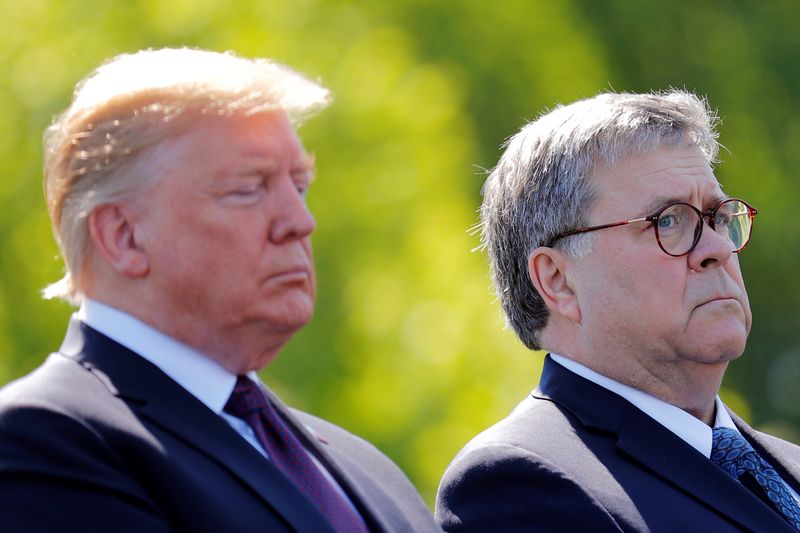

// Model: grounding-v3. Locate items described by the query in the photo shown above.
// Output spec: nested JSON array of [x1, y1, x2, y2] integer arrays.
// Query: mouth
[[696, 295, 739, 309], [268, 268, 311, 284], [268, 265, 311, 284]]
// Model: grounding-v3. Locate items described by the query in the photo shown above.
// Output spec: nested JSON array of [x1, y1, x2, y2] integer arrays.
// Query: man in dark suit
[[436, 91, 800, 532], [0, 47, 438, 532]]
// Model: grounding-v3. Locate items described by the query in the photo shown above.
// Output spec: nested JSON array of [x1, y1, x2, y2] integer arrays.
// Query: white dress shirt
[[550, 353, 800, 502], [77, 298, 267, 454]]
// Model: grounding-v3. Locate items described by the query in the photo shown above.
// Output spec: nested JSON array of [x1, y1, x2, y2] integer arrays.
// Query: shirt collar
[[550, 353, 738, 458], [77, 298, 237, 414]]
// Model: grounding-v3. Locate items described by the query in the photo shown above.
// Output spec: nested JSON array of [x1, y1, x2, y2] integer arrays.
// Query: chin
[[264, 304, 314, 333], [687, 315, 749, 358], [246, 351, 283, 373], [689, 336, 747, 364], [254, 291, 314, 326]]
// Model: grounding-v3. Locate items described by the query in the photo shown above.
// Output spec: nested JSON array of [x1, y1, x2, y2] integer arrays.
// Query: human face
[[571, 145, 751, 386], [137, 111, 316, 372]]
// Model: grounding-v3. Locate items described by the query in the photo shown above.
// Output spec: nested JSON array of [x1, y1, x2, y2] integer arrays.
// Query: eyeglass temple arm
[[548, 216, 655, 247]]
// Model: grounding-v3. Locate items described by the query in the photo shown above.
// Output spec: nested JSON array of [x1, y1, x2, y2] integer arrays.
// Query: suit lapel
[[537, 355, 796, 532], [616, 403, 794, 532], [59, 319, 334, 533], [262, 387, 392, 532]]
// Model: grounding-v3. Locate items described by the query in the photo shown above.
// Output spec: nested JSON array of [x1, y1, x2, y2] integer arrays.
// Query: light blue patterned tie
[[711, 427, 800, 530]]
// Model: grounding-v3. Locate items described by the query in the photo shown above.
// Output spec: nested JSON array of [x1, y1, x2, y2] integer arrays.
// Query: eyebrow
[[236, 159, 279, 175], [636, 197, 681, 217], [636, 194, 730, 217], [296, 152, 315, 169], [292, 153, 316, 173], [232, 151, 316, 178]]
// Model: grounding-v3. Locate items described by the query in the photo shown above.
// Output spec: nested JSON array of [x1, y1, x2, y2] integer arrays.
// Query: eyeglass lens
[[656, 200, 752, 255]]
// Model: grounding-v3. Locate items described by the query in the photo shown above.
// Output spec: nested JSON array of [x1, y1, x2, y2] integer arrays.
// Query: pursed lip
[[267, 266, 312, 284], [696, 294, 739, 308]]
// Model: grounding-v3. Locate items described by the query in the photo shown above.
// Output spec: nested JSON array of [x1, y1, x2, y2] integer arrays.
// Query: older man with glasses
[[436, 90, 800, 532]]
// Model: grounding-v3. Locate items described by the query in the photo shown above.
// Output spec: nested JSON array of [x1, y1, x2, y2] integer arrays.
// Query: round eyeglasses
[[547, 198, 758, 257]]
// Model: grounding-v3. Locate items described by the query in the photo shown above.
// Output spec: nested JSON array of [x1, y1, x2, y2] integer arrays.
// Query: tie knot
[[711, 427, 758, 478], [712, 427, 755, 454], [224, 375, 269, 418]]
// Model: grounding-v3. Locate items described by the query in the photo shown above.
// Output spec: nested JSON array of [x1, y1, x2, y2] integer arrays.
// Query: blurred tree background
[[1, 0, 799, 506]]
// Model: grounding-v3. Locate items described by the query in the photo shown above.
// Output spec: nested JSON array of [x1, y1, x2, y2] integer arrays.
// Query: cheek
[[300, 234, 313, 254], [725, 261, 747, 289], [602, 254, 687, 311], [645, 269, 687, 297], [726, 262, 752, 326], [301, 238, 316, 292], [157, 220, 257, 288]]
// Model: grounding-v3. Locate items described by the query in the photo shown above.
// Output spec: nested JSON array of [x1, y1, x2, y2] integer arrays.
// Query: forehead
[[590, 145, 722, 217], [165, 111, 310, 169]]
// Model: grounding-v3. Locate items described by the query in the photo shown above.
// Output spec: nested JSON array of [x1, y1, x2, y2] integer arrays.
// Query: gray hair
[[43, 47, 331, 304], [480, 90, 720, 350]]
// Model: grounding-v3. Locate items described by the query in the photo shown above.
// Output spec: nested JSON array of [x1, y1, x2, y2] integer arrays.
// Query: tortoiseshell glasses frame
[[547, 198, 758, 257]]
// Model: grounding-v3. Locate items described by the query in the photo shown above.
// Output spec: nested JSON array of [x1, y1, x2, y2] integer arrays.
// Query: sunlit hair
[[480, 90, 719, 350], [43, 47, 331, 304]]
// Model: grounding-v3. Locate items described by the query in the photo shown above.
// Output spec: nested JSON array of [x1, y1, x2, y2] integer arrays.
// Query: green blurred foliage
[[1, 0, 799, 506]]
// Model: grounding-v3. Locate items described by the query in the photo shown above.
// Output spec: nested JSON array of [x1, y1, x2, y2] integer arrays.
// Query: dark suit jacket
[[0, 319, 439, 532], [436, 355, 800, 532]]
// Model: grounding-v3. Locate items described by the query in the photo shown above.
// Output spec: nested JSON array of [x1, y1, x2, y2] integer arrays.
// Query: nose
[[268, 178, 316, 243], [687, 221, 732, 271]]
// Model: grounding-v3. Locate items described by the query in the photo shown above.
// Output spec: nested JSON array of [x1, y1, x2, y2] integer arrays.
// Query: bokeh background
[[2, 0, 799, 506]]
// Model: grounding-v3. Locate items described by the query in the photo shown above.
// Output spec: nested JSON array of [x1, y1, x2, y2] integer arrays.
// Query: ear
[[528, 246, 581, 323], [87, 204, 149, 278]]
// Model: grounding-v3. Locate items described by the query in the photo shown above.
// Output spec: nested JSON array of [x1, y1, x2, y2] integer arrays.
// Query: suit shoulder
[[436, 394, 622, 532], [439, 392, 595, 494], [292, 409, 439, 532], [436, 438, 620, 532], [751, 427, 800, 453], [292, 409, 380, 453], [0, 357, 170, 530], [2, 354, 92, 414], [0, 353, 120, 423], [0, 353, 159, 488], [0, 354, 133, 472], [730, 409, 800, 465], [454, 393, 580, 461], [291, 408, 413, 485], [747, 425, 800, 469]]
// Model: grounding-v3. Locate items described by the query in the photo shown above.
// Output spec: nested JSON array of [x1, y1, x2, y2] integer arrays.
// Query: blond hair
[[43, 47, 331, 304]]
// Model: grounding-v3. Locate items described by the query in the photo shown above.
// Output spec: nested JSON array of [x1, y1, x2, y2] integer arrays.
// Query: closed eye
[[222, 184, 265, 205], [292, 169, 314, 197], [295, 180, 311, 198]]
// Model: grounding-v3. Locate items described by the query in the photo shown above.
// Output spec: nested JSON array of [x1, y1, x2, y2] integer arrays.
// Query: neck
[[559, 350, 725, 426], [84, 286, 289, 374]]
